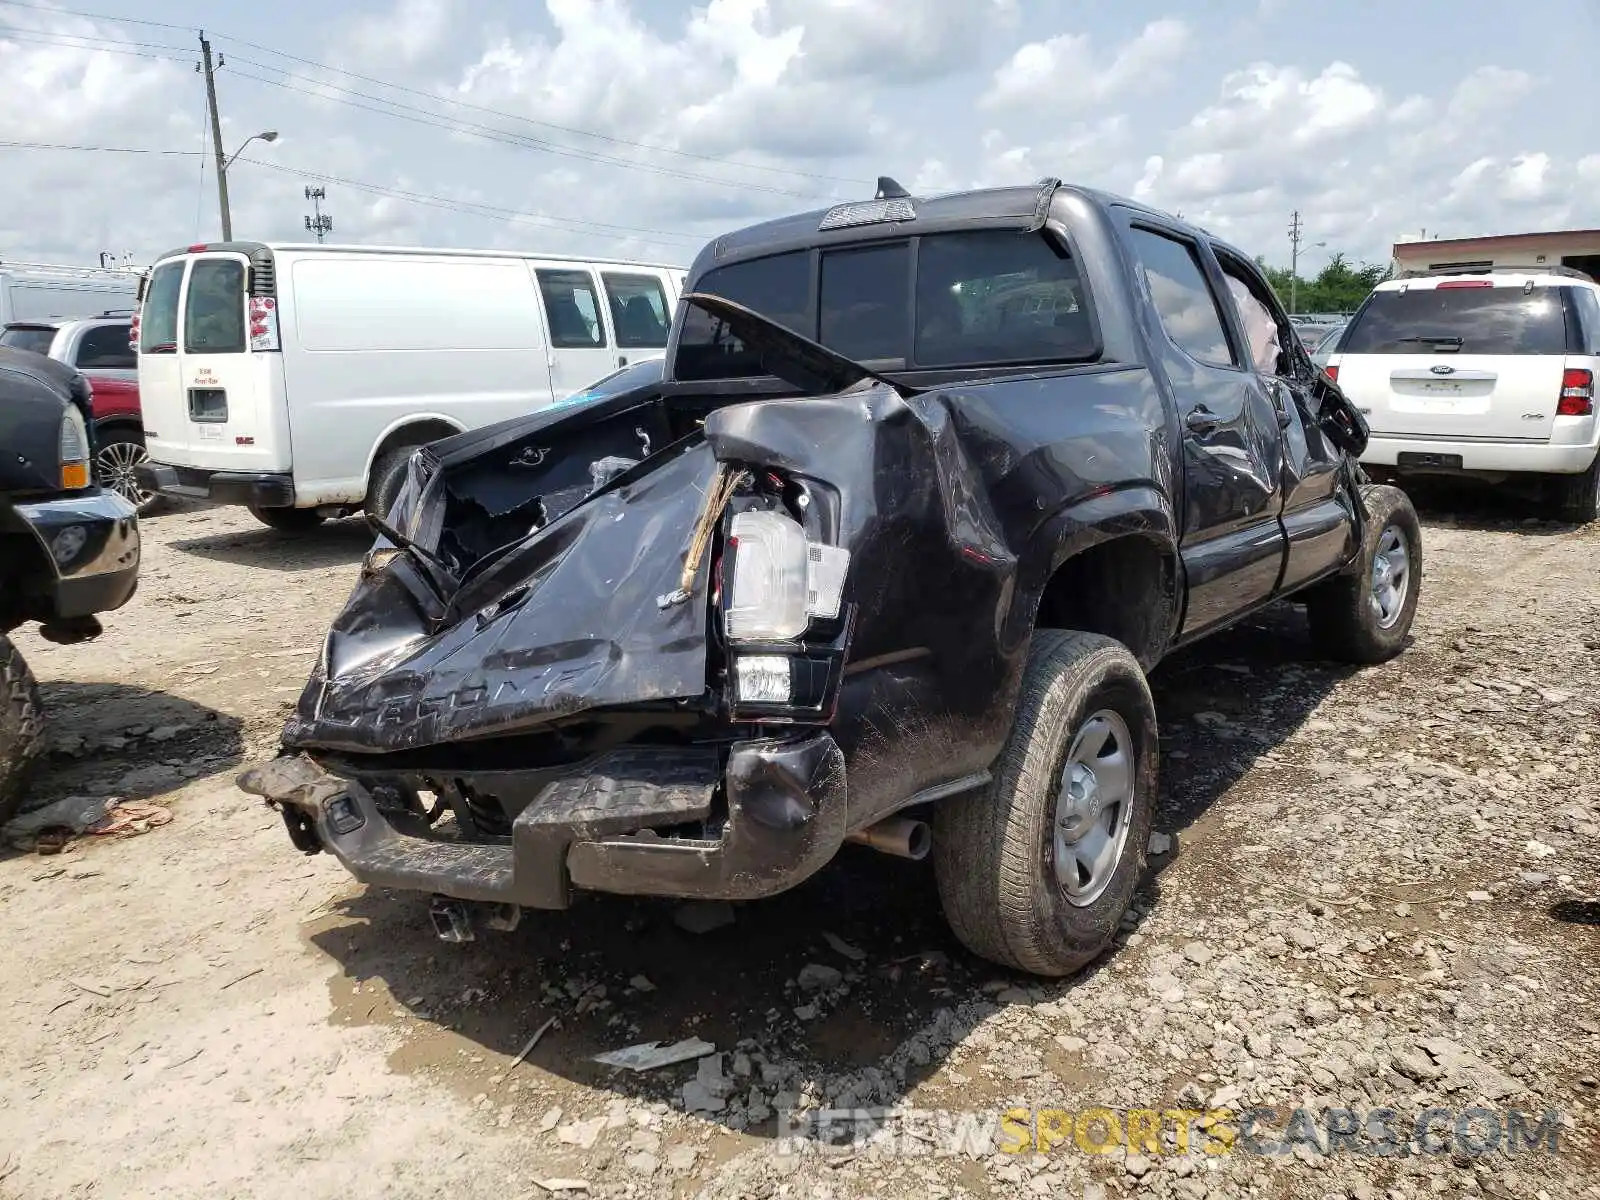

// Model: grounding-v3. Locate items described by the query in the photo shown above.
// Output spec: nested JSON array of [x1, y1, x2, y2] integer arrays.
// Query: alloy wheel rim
[[95, 441, 154, 510], [1053, 709, 1136, 908]]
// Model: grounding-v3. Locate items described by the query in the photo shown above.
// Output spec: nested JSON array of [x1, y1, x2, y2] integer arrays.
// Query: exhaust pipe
[[846, 817, 931, 861]]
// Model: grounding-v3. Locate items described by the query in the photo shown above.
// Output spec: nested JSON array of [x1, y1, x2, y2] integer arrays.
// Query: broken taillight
[[1558, 368, 1595, 417]]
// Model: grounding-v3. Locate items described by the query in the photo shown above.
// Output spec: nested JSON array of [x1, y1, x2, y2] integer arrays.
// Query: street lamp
[[217, 130, 278, 240]]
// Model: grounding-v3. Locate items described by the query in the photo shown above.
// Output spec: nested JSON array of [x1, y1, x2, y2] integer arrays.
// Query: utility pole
[[1288, 209, 1303, 315], [304, 187, 333, 242], [199, 32, 232, 241]]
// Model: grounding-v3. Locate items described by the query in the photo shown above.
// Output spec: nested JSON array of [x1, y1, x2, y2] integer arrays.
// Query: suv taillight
[[1558, 368, 1594, 417]]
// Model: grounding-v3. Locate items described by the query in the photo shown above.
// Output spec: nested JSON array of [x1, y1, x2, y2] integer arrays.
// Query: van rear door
[[175, 251, 289, 475], [136, 256, 190, 466]]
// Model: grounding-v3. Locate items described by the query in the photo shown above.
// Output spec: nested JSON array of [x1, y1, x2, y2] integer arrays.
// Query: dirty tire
[[0, 635, 45, 828], [1305, 483, 1422, 665], [933, 630, 1157, 977], [1553, 451, 1600, 523], [248, 505, 326, 533], [364, 447, 414, 526]]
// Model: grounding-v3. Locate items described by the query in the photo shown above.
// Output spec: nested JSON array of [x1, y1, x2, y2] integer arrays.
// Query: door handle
[[1185, 406, 1218, 434], [618, 355, 628, 368]]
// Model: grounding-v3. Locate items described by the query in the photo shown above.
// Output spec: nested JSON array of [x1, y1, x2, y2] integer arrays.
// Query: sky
[[2, 0, 1597, 276]]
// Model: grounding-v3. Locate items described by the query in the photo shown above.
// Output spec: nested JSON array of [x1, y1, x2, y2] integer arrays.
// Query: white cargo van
[[133, 241, 686, 531], [0, 262, 139, 325]]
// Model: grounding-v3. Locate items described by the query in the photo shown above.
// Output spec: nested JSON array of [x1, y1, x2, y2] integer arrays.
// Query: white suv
[[1326, 268, 1600, 520]]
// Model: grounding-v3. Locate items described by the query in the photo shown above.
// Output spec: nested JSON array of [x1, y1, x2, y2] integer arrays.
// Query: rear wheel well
[[369, 419, 460, 478], [1035, 536, 1175, 670]]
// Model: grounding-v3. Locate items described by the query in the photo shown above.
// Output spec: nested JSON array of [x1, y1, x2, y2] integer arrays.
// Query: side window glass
[[1127, 228, 1236, 368], [1218, 263, 1289, 377], [536, 269, 606, 349], [75, 325, 137, 370], [1574, 287, 1600, 355], [602, 272, 671, 349]]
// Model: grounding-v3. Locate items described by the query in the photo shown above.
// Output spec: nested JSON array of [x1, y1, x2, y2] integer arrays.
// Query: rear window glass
[[1342, 285, 1569, 355], [821, 243, 909, 362], [0, 326, 55, 355], [140, 261, 183, 354], [75, 324, 136, 370], [915, 231, 1092, 367], [184, 259, 245, 354], [675, 250, 812, 381], [677, 232, 1096, 379]]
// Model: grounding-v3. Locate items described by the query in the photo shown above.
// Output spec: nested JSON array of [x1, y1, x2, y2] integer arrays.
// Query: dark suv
[[0, 314, 153, 512]]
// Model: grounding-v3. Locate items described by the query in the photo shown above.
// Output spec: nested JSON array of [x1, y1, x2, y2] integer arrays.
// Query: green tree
[[1256, 251, 1391, 314]]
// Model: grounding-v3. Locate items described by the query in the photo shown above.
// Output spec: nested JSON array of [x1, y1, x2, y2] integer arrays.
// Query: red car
[[0, 313, 154, 512]]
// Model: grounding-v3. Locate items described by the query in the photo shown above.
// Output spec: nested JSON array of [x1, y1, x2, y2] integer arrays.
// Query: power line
[[222, 62, 833, 200], [0, 0, 193, 32], [210, 37, 869, 188], [0, 26, 192, 61], [0, 138, 201, 155], [0, 0, 869, 192]]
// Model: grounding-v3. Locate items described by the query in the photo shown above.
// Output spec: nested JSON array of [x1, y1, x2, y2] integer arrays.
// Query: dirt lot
[[2, 485, 1598, 1200]]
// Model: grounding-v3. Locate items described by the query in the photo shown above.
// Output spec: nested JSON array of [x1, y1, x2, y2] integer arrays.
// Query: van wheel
[[364, 447, 414, 526], [933, 630, 1157, 977], [1554, 452, 1600, 523], [0, 635, 45, 829], [249, 506, 326, 533], [1305, 483, 1422, 664]]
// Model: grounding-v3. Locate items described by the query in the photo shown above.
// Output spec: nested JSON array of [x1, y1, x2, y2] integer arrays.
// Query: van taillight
[[1558, 368, 1595, 417], [128, 311, 140, 350]]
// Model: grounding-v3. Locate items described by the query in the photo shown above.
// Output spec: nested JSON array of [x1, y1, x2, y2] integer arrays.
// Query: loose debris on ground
[[0, 490, 1596, 1200]]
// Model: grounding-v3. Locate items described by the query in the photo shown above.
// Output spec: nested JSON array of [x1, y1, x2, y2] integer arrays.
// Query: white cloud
[[1187, 62, 1383, 152], [981, 19, 1189, 112], [345, 0, 454, 68], [777, 0, 1015, 83], [1446, 65, 1535, 125]]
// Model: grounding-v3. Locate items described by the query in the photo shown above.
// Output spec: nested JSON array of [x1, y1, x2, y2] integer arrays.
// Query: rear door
[[534, 266, 615, 399], [1333, 280, 1571, 442], [1121, 221, 1286, 639], [136, 256, 190, 466], [176, 252, 265, 469], [599, 269, 674, 369]]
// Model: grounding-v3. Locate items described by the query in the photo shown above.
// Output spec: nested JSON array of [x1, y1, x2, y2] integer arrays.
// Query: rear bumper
[[9, 490, 141, 620], [136, 462, 296, 507], [1362, 436, 1599, 476], [237, 732, 849, 910]]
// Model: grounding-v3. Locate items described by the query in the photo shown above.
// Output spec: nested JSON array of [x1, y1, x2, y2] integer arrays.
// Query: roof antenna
[[875, 176, 910, 200]]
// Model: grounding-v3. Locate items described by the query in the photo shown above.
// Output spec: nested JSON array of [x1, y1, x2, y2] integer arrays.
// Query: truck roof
[[150, 241, 687, 272], [686, 178, 1233, 280]]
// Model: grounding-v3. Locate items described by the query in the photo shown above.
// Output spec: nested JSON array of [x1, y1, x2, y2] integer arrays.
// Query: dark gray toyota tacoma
[[240, 179, 1422, 976]]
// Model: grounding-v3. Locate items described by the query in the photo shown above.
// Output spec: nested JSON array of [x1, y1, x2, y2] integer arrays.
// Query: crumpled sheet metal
[[281, 442, 721, 755]]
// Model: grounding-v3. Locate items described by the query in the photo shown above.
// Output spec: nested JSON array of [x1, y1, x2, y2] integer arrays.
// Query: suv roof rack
[[1401, 263, 1596, 283]]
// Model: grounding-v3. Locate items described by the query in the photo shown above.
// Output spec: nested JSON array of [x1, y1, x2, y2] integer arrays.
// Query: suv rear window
[[0, 325, 55, 355], [676, 231, 1094, 380], [1342, 285, 1570, 356]]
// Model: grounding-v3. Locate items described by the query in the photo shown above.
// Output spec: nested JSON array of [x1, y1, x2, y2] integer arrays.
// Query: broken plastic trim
[[1026, 177, 1063, 233]]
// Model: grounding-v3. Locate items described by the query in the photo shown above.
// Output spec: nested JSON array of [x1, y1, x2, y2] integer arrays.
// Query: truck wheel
[[364, 447, 413, 526], [0, 635, 45, 828], [1553, 451, 1600, 523], [249, 505, 326, 533], [934, 630, 1157, 977], [1305, 483, 1422, 664]]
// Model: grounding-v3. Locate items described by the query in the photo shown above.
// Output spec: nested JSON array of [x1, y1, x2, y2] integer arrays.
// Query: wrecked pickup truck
[[240, 179, 1421, 976]]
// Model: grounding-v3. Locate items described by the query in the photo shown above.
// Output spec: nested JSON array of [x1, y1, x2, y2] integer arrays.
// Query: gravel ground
[[0, 482, 1597, 1200]]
